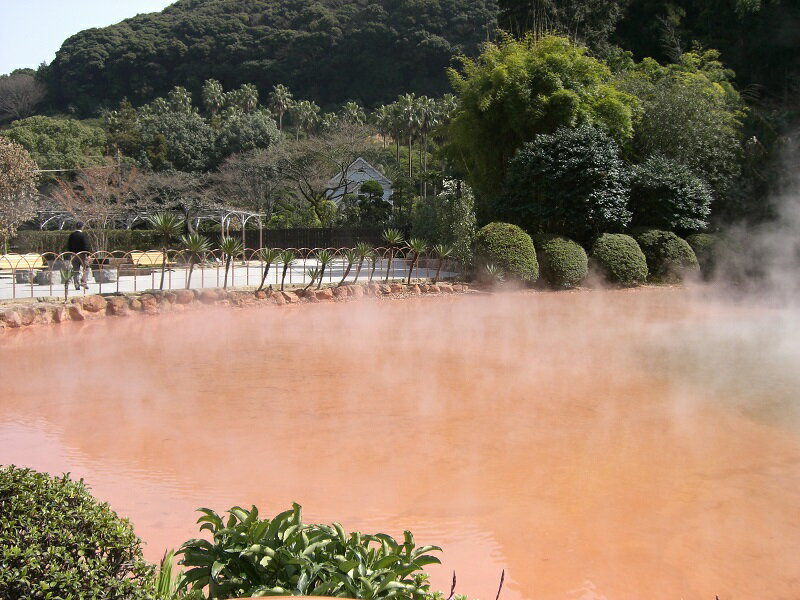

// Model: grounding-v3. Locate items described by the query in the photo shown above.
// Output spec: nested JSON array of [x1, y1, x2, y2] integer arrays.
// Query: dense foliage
[[0, 465, 154, 600], [503, 125, 631, 239], [45, 0, 498, 115], [178, 503, 441, 599], [446, 35, 637, 213], [411, 179, 477, 266], [589, 233, 649, 286], [474, 222, 538, 282], [1, 115, 107, 175], [634, 228, 700, 282], [533, 233, 588, 289], [629, 155, 712, 233]]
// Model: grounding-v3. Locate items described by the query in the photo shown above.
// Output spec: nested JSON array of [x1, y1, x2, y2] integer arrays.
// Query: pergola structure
[[32, 208, 267, 248]]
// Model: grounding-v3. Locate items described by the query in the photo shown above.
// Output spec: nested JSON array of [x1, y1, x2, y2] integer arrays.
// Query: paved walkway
[[0, 259, 457, 301]]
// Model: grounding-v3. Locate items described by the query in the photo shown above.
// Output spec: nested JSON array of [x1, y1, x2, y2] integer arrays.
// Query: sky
[[0, 0, 175, 75]]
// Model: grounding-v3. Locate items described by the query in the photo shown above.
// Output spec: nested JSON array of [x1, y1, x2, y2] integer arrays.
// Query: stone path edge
[[0, 282, 478, 332]]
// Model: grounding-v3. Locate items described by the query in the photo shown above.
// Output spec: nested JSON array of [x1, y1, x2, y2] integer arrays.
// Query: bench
[[130, 250, 172, 267]]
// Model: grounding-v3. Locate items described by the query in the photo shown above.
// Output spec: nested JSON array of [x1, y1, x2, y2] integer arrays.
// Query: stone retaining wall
[[0, 282, 476, 332]]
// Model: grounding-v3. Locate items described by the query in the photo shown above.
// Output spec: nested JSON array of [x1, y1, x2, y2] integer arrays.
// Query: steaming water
[[2, 289, 800, 600]]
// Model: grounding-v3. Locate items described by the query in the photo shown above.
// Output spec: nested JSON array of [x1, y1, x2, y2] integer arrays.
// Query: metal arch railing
[[0, 246, 462, 300]]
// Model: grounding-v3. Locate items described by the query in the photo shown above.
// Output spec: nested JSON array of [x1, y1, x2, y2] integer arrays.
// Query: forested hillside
[[45, 0, 498, 115]]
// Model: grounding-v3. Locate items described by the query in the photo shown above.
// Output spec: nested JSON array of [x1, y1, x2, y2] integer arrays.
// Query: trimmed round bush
[[634, 228, 700, 282], [533, 234, 588, 289], [590, 233, 648, 286], [475, 222, 538, 282], [0, 466, 154, 600], [686, 233, 728, 278]]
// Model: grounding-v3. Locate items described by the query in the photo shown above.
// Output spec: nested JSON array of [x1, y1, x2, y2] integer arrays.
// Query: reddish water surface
[[2, 289, 800, 600]]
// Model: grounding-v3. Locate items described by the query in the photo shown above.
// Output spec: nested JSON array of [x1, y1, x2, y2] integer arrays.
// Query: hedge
[[634, 228, 700, 282], [13, 229, 173, 253], [475, 222, 538, 282], [533, 234, 588, 289], [589, 233, 648, 286], [0, 466, 154, 600]]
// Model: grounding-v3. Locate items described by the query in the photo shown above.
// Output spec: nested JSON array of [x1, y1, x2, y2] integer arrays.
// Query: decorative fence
[[0, 247, 461, 300]]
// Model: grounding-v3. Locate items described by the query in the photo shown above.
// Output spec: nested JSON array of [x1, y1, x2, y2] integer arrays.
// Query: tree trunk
[[407, 254, 418, 285], [281, 264, 290, 291], [159, 245, 167, 290], [186, 261, 195, 289], [317, 263, 326, 289], [369, 259, 377, 283], [384, 249, 394, 283], [224, 256, 231, 289], [408, 136, 413, 177], [352, 259, 364, 284], [434, 259, 443, 284], [257, 264, 272, 291], [338, 262, 353, 286]]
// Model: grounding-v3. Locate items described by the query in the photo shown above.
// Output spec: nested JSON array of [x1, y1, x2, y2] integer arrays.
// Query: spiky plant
[[220, 236, 243, 289], [338, 248, 359, 286], [181, 232, 211, 289], [256, 248, 280, 292], [368, 250, 378, 283], [405, 238, 428, 285], [304, 267, 320, 291], [352, 242, 372, 283], [148, 213, 185, 290], [432, 243, 453, 284], [483, 263, 505, 285], [315, 249, 333, 289], [278, 249, 296, 291], [382, 228, 405, 283], [60, 266, 74, 303]]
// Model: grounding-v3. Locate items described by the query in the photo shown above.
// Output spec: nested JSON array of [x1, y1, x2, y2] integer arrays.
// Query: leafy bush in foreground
[[634, 228, 700, 282], [177, 503, 441, 599], [589, 233, 649, 286], [533, 234, 588, 289], [0, 465, 154, 600], [475, 222, 538, 282]]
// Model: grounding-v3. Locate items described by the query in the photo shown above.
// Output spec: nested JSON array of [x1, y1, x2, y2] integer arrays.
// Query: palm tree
[[382, 228, 405, 283], [220, 236, 243, 289], [405, 238, 428, 284], [256, 247, 280, 292], [373, 105, 392, 150], [416, 96, 439, 198], [340, 101, 366, 125], [201, 79, 225, 116], [315, 249, 333, 289], [291, 100, 320, 140], [338, 248, 359, 286], [368, 250, 379, 283], [396, 93, 419, 177], [304, 268, 320, 291], [181, 232, 211, 289], [269, 84, 293, 131], [148, 213, 185, 290], [278, 249, 296, 291], [352, 242, 372, 283], [432, 243, 453, 284]]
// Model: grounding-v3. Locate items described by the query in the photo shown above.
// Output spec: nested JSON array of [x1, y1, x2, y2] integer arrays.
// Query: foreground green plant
[[279, 250, 296, 291], [383, 228, 405, 283], [338, 248, 359, 286], [406, 238, 428, 284], [432, 244, 453, 284], [257, 247, 280, 291], [0, 466, 154, 600], [149, 213, 185, 290], [177, 503, 441, 599], [315, 249, 333, 289], [181, 232, 211, 289], [353, 242, 373, 283], [219, 236, 243, 289]]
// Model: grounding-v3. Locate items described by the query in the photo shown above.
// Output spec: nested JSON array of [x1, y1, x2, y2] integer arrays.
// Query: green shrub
[[634, 228, 700, 282], [686, 232, 728, 277], [178, 503, 441, 599], [589, 233, 649, 286], [474, 222, 538, 282], [0, 465, 154, 600], [629, 155, 712, 233], [533, 234, 588, 289], [13, 229, 173, 253]]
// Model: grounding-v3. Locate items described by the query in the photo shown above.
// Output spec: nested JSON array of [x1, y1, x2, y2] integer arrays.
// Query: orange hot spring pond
[[2, 288, 800, 600]]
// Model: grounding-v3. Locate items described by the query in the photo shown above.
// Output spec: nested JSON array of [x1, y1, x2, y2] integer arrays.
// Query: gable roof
[[327, 157, 392, 189]]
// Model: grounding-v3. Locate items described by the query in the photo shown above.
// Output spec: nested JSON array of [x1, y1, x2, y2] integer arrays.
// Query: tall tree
[[268, 84, 294, 131], [0, 73, 47, 124], [0, 138, 38, 252]]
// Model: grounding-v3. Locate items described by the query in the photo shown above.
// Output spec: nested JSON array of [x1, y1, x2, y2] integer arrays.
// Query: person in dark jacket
[[67, 222, 91, 290]]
